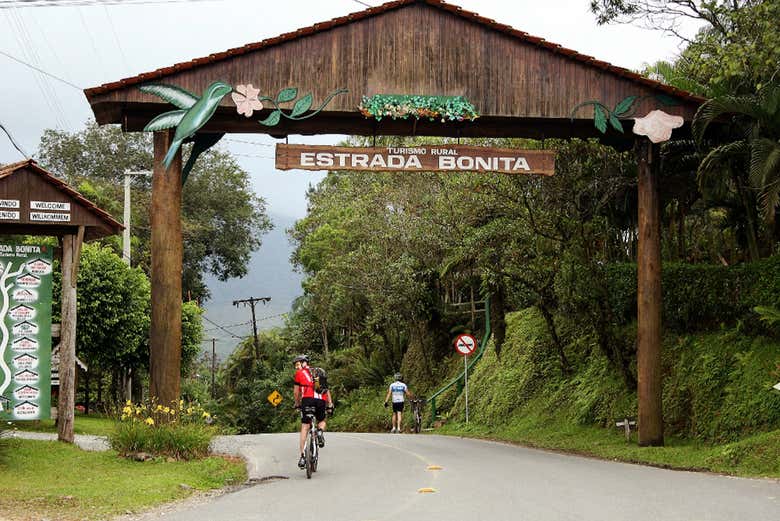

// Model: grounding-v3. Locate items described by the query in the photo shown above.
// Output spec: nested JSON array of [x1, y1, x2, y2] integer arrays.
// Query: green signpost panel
[[0, 243, 53, 421]]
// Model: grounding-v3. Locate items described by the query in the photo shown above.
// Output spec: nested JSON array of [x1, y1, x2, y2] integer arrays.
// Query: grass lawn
[[437, 416, 780, 479], [6, 414, 115, 436], [0, 438, 247, 521]]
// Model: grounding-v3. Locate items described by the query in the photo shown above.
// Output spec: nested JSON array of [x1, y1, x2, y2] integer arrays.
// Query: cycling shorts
[[301, 397, 326, 424], [392, 401, 405, 413]]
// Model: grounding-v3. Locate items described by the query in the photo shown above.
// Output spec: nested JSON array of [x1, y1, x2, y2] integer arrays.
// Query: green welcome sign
[[0, 243, 53, 421]]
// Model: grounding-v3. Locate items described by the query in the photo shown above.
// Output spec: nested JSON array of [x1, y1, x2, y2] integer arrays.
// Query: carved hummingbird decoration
[[140, 81, 233, 182]]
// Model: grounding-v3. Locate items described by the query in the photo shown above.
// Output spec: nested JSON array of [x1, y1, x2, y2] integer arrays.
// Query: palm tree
[[693, 83, 780, 258]]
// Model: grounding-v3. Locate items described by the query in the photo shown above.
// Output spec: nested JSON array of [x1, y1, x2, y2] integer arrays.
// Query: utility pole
[[122, 170, 151, 267], [211, 338, 217, 399], [232, 297, 271, 359], [122, 170, 150, 402]]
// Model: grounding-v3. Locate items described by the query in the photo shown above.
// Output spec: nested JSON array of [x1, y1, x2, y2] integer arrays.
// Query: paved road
[[148, 432, 778, 521]]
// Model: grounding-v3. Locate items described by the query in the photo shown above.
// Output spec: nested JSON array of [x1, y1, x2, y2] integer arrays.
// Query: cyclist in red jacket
[[293, 354, 328, 468]]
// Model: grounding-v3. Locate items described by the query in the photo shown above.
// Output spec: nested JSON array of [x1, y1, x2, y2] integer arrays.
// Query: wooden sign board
[[276, 144, 555, 176]]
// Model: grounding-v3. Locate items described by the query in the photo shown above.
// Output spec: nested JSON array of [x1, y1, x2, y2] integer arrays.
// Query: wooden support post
[[636, 138, 664, 447], [149, 130, 183, 410], [58, 231, 82, 443]]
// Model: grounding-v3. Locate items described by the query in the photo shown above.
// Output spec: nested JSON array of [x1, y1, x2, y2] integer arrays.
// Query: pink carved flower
[[632, 110, 684, 143], [232, 84, 263, 117]]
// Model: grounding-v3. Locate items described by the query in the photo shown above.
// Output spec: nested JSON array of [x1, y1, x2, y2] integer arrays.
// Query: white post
[[121, 170, 149, 401], [464, 355, 469, 424], [122, 171, 131, 267]]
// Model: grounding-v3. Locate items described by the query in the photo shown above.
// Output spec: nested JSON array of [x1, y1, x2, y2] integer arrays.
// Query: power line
[[202, 312, 288, 332], [224, 138, 275, 148], [76, 6, 108, 81], [203, 320, 252, 332], [103, 4, 131, 75], [0, 0, 223, 7], [201, 314, 242, 339], [0, 48, 82, 90], [4, 9, 69, 128], [352, 0, 372, 7], [0, 119, 29, 158], [232, 152, 276, 160]]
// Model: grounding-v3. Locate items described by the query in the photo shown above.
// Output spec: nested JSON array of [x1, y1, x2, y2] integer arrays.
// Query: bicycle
[[296, 409, 322, 479], [410, 399, 425, 433]]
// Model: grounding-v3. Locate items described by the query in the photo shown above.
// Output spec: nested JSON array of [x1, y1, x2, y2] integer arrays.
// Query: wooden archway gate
[[84, 0, 704, 446]]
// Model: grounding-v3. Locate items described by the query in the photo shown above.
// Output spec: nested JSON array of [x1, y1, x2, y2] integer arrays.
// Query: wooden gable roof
[[0, 160, 123, 241], [85, 0, 703, 142]]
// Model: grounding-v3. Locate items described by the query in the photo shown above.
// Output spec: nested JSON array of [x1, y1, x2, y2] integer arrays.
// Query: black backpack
[[312, 367, 328, 392]]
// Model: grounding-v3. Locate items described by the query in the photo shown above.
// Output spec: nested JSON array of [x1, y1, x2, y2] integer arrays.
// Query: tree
[[693, 82, 780, 253], [37, 122, 272, 301], [53, 244, 150, 407], [181, 301, 205, 377], [591, 1, 780, 93]]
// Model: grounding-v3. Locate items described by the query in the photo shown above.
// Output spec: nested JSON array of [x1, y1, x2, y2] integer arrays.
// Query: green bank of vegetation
[[0, 438, 246, 521]]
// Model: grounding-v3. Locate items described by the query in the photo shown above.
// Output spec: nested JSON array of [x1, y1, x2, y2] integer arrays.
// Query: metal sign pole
[[464, 354, 469, 424]]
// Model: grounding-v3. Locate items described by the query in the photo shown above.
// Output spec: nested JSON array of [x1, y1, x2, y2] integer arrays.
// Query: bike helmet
[[293, 354, 309, 366], [394, 373, 403, 381]]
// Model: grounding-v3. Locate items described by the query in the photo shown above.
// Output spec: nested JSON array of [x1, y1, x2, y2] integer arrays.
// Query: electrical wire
[[0, 48, 82, 90], [77, 6, 108, 81], [0, 0, 223, 7], [202, 315, 242, 339], [0, 119, 29, 158], [4, 9, 68, 128], [224, 138, 275, 147], [103, 4, 131, 75]]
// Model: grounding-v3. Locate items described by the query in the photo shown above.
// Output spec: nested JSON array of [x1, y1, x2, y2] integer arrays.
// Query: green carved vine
[[256, 87, 349, 127], [359, 94, 479, 122], [570, 94, 679, 134]]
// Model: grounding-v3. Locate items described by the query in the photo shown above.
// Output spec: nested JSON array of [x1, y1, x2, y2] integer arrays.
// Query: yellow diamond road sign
[[267, 390, 283, 407]]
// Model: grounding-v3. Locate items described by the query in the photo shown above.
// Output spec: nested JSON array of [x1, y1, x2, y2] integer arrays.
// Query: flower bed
[[358, 94, 479, 122], [109, 399, 215, 460]]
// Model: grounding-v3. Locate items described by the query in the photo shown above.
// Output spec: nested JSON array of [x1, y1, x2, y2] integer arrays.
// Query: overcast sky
[[0, 0, 701, 219]]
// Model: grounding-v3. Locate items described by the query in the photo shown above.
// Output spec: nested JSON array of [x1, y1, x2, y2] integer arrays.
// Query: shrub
[[108, 399, 216, 460], [598, 256, 780, 332]]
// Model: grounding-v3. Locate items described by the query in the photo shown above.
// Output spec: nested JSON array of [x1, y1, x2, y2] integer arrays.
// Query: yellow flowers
[[117, 398, 213, 428]]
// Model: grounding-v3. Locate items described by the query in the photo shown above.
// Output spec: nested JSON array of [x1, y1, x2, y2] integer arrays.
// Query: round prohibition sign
[[454, 334, 477, 356]]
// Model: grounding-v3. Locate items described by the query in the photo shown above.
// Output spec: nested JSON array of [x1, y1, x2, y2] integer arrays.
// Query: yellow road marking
[[418, 488, 437, 493], [426, 465, 443, 470]]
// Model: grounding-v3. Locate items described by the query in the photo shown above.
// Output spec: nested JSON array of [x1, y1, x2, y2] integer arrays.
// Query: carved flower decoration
[[232, 84, 263, 117], [633, 110, 684, 143]]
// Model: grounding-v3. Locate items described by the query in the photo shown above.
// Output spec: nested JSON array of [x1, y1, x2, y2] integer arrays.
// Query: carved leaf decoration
[[143, 110, 186, 132], [291, 94, 313, 117], [609, 113, 624, 133], [139, 83, 199, 110], [613, 96, 638, 116], [259, 110, 282, 126], [276, 88, 298, 104], [594, 105, 608, 133]]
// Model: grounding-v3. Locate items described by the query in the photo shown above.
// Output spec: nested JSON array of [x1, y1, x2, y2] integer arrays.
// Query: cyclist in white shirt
[[384, 373, 414, 433]]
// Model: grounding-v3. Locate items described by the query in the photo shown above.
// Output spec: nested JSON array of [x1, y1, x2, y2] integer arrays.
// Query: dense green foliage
[[51, 245, 206, 409], [563, 256, 780, 331], [53, 244, 150, 380], [214, 331, 297, 434], [591, 1, 780, 94]]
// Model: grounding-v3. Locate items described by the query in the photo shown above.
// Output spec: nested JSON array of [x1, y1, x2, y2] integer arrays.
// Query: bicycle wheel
[[414, 410, 421, 433], [305, 435, 313, 479], [312, 434, 319, 472]]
